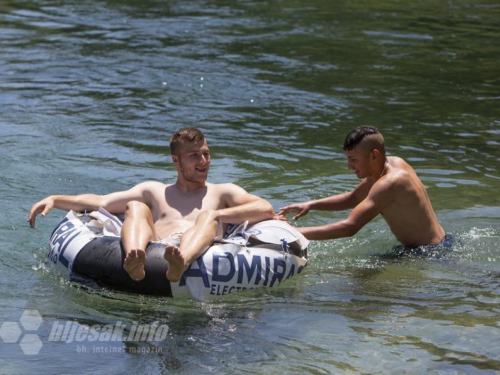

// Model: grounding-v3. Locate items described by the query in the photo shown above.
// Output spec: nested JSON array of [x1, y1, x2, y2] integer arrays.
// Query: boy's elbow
[[344, 221, 362, 237], [84, 194, 106, 211]]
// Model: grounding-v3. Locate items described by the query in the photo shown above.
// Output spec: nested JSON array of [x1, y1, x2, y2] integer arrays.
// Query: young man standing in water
[[277, 126, 454, 253], [28, 128, 274, 282]]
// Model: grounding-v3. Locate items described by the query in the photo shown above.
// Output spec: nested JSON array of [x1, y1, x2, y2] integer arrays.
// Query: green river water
[[0, 0, 499, 373]]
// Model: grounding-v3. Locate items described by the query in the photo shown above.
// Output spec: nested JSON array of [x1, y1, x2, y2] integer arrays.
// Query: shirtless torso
[[28, 129, 275, 282], [126, 181, 253, 239], [360, 156, 445, 247], [278, 128, 446, 248]]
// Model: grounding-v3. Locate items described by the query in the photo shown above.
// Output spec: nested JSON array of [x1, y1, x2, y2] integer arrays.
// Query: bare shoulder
[[389, 156, 414, 172], [134, 180, 169, 191], [384, 157, 420, 190], [208, 182, 258, 207], [367, 170, 408, 208]]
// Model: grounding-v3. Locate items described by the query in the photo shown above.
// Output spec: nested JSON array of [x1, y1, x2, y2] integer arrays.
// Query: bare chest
[[151, 186, 225, 224]]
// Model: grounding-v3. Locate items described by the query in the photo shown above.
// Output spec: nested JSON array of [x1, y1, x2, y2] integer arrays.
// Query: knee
[[125, 201, 151, 218], [196, 210, 220, 224]]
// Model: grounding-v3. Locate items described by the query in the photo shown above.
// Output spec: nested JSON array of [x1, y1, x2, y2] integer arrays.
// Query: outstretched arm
[[27, 182, 158, 228], [28, 194, 104, 228], [217, 184, 274, 225], [278, 179, 372, 220], [296, 180, 390, 240]]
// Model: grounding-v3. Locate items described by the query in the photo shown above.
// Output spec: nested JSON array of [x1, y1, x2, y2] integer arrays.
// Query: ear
[[371, 148, 380, 162], [172, 155, 179, 165]]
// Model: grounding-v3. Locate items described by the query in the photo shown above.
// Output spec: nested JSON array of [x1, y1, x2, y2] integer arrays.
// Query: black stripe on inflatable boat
[[72, 237, 172, 297]]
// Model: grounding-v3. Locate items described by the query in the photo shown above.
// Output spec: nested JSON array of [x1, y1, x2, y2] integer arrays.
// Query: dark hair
[[343, 126, 380, 151], [170, 128, 205, 155]]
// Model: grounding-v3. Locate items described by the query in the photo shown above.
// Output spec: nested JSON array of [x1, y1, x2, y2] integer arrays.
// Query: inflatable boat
[[48, 210, 309, 301]]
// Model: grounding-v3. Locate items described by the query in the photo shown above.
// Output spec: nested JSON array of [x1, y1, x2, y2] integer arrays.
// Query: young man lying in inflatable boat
[[277, 126, 455, 256], [28, 128, 275, 282]]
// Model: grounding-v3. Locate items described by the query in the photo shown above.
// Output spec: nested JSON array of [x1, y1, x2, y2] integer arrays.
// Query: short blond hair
[[170, 128, 205, 155]]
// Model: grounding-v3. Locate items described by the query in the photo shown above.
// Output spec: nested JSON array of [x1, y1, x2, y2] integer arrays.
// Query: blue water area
[[1, 0, 499, 373]]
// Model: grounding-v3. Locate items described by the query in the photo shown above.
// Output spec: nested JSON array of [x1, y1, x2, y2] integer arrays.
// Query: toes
[[163, 245, 179, 257], [123, 250, 146, 281]]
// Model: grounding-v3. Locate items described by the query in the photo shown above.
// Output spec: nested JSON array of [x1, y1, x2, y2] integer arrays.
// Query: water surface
[[1, 0, 499, 373]]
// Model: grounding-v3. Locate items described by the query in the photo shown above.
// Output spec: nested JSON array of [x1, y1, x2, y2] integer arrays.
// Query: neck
[[379, 160, 388, 178], [174, 179, 206, 194], [366, 158, 388, 182]]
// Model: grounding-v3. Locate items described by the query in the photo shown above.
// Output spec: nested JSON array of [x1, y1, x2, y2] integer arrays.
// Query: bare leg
[[164, 210, 219, 282], [122, 201, 158, 281]]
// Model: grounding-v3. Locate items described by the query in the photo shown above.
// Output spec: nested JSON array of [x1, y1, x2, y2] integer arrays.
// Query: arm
[[296, 180, 391, 240], [27, 181, 158, 228], [278, 179, 372, 220], [216, 184, 274, 225]]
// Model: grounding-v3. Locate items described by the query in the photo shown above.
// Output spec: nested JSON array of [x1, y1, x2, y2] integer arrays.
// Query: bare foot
[[163, 245, 186, 282], [123, 249, 147, 281]]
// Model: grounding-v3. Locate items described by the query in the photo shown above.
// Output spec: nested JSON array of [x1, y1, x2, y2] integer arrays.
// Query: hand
[[273, 213, 290, 223], [27, 197, 54, 228], [278, 203, 310, 221]]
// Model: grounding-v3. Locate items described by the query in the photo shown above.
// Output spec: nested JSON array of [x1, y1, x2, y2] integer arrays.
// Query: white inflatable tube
[[48, 210, 309, 301]]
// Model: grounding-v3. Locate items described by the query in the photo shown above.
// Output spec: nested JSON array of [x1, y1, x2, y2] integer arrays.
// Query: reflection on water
[[1, 0, 500, 373]]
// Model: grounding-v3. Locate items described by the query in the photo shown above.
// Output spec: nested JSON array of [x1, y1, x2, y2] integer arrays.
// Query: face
[[346, 146, 373, 179], [173, 140, 211, 183]]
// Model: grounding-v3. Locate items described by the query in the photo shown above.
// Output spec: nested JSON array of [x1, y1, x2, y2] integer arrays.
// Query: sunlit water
[[1, 0, 499, 373]]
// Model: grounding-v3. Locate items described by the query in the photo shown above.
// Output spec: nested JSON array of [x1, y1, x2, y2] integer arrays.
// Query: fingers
[[27, 205, 41, 228], [278, 205, 297, 216], [279, 203, 310, 222], [27, 215, 35, 228], [273, 213, 289, 222], [27, 199, 53, 228], [42, 203, 53, 217]]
